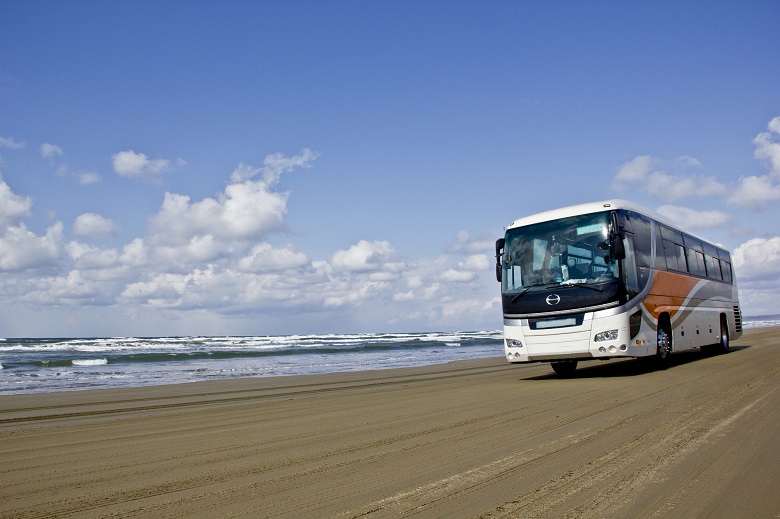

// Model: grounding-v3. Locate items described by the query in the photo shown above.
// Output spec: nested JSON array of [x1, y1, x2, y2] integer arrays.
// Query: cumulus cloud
[[329, 240, 405, 273], [753, 116, 780, 176], [0, 148, 504, 333], [72, 213, 117, 239], [655, 205, 731, 230], [149, 182, 289, 247], [732, 237, 780, 281], [0, 222, 62, 272], [612, 155, 726, 201], [729, 116, 780, 209], [112, 149, 180, 180], [440, 254, 490, 283], [0, 136, 25, 149], [0, 176, 33, 227], [238, 243, 309, 272]]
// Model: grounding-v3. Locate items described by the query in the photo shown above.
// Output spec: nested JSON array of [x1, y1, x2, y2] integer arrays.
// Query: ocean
[[0, 331, 503, 394], [2, 316, 777, 395]]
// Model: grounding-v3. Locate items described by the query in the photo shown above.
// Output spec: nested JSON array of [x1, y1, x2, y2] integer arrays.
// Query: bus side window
[[703, 244, 722, 280], [721, 260, 733, 283], [675, 244, 687, 272], [705, 255, 721, 280], [688, 249, 705, 277], [663, 239, 678, 271]]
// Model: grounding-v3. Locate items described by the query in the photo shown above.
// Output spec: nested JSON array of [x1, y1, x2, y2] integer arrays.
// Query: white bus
[[495, 200, 742, 376]]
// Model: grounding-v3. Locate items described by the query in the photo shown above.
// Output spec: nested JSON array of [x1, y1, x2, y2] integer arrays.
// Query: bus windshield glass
[[502, 211, 619, 293]]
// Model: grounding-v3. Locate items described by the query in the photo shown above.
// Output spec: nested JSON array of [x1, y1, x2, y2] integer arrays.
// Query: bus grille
[[734, 305, 743, 332]]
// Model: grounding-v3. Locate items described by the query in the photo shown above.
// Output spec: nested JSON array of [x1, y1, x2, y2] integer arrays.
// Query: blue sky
[[1, 0, 779, 337]]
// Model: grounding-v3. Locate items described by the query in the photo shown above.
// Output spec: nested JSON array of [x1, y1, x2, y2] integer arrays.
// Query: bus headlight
[[594, 330, 619, 342], [506, 339, 523, 349]]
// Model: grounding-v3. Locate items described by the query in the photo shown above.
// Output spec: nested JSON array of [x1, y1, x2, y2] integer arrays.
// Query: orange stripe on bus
[[641, 270, 701, 319]]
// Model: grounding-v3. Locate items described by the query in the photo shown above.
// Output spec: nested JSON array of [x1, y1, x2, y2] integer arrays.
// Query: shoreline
[[1, 325, 776, 401]]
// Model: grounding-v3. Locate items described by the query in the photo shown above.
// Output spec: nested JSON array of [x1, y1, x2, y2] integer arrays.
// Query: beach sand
[[2, 327, 779, 518]]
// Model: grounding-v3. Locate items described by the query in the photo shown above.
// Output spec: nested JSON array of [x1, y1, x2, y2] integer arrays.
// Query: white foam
[[72, 358, 108, 366]]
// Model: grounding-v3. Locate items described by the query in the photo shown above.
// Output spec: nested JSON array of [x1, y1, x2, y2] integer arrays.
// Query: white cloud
[[0, 176, 33, 227], [0, 222, 62, 272], [732, 236, 780, 316], [445, 230, 495, 255], [40, 143, 63, 158], [727, 175, 780, 209], [732, 237, 780, 281], [230, 148, 319, 183], [329, 240, 405, 273], [0, 136, 25, 149], [753, 116, 780, 177], [73, 213, 117, 239], [149, 181, 289, 246], [112, 149, 177, 180], [441, 268, 476, 282], [729, 116, 780, 209], [238, 243, 309, 272], [612, 155, 726, 200], [655, 205, 731, 230], [0, 148, 506, 334]]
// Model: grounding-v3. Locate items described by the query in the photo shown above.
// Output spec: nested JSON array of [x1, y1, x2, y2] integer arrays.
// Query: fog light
[[599, 346, 607, 353], [594, 330, 619, 342], [620, 344, 627, 351], [506, 339, 523, 349], [609, 345, 617, 353]]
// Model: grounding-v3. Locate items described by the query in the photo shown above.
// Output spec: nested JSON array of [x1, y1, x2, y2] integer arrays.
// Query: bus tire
[[715, 316, 730, 354], [655, 318, 673, 368], [551, 360, 578, 377]]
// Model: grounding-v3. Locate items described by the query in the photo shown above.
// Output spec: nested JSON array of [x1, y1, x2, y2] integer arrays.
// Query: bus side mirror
[[495, 238, 505, 283], [612, 235, 626, 260], [610, 211, 626, 260]]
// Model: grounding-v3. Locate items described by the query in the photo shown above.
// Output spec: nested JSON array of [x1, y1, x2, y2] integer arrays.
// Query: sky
[[1, 0, 779, 337]]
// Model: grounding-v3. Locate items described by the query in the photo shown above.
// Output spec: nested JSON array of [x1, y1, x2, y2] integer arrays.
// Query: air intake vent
[[734, 305, 743, 332]]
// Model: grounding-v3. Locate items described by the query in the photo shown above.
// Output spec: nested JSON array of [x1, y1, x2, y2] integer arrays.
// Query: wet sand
[[2, 327, 779, 518]]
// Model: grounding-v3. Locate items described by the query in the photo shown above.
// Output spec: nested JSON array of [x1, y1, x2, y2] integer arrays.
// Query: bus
[[495, 200, 742, 376]]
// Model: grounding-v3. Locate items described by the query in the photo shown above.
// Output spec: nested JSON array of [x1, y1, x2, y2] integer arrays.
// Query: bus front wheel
[[551, 360, 578, 377], [655, 322, 672, 368]]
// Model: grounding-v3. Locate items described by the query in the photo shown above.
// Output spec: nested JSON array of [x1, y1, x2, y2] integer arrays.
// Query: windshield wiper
[[509, 283, 556, 303]]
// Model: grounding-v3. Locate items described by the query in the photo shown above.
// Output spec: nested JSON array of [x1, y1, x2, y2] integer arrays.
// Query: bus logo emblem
[[546, 294, 561, 305]]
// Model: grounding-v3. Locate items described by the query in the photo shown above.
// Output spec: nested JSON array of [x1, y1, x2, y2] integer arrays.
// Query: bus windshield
[[502, 211, 619, 293]]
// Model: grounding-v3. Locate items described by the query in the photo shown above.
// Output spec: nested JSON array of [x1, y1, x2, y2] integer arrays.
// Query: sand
[[2, 327, 779, 518]]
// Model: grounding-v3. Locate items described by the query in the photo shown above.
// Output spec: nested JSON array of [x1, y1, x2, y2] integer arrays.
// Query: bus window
[[661, 225, 683, 244], [675, 244, 687, 272], [687, 249, 706, 276], [705, 254, 722, 280], [721, 260, 733, 283], [663, 239, 678, 271]]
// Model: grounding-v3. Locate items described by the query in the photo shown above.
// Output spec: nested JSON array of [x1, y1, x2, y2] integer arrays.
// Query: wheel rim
[[658, 329, 671, 359]]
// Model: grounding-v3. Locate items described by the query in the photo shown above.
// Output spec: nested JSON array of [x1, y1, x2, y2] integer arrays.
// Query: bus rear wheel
[[715, 317, 730, 354], [551, 360, 578, 377]]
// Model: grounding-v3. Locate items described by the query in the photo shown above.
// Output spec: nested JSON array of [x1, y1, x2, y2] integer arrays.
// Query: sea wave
[[71, 358, 109, 366], [0, 331, 506, 394]]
